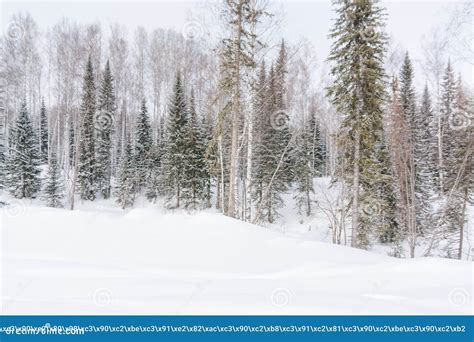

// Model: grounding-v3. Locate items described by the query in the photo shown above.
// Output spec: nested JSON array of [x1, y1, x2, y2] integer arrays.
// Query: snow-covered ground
[[0, 198, 472, 315]]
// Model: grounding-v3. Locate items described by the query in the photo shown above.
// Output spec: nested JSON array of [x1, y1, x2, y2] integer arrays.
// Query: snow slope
[[0, 203, 472, 314]]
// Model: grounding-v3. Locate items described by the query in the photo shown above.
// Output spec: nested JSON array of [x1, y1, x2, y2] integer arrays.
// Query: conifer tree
[[96, 60, 116, 199], [39, 99, 48, 163], [442, 75, 473, 259], [43, 155, 64, 208], [256, 64, 290, 223], [328, 0, 391, 248], [309, 108, 326, 177], [293, 124, 314, 218], [134, 99, 153, 190], [399, 53, 416, 130], [77, 56, 98, 201], [414, 85, 436, 234], [6, 102, 41, 198], [162, 73, 188, 207], [437, 61, 456, 193], [182, 89, 208, 208], [115, 138, 135, 209]]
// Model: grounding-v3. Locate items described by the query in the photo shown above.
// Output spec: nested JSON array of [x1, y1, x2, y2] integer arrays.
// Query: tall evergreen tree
[[309, 107, 326, 177], [115, 138, 135, 209], [43, 155, 64, 208], [77, 56, 98, 201], [6, 102, 41, 198], [292, 123, 314, 218], [437, 60, 456, 193], [162, 73, 188, 207], [134, 99, 153, 190], [399, 53, 416, 130], [39, 99, 48, 162], [328, 0, 391, 248], [182, 89, 208, 208], [442, 75, 473, 259], [414, 84, 436, 234], [256, 64, 290, 223], [96, 60, 116, 199]]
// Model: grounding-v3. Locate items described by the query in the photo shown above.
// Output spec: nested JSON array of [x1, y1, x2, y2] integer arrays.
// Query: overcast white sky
[[1, 0, 472, 87]]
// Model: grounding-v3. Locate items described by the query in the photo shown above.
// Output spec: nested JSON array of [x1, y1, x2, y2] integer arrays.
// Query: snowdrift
[[1, 205, 471, 314]]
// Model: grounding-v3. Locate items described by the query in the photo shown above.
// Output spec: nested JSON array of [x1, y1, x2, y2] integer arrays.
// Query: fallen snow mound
[[1, 205, 471, 314]]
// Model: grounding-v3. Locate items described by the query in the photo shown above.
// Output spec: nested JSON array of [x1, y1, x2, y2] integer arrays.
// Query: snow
[[1, 199, 472, 315]]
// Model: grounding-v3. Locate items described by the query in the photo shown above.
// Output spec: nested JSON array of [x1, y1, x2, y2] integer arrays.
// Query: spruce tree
[[115, 138, 135, 209], [399, 53, 416, 130], [415, 85, 436, 234], [443, 75, 473, 259], [182, 89, 208, 208], [252, 61, 268, 206], [134, 99, 152, 190], [438, 61, 456, 193], [292, 124, 314, 218], [328, 0, 391, 248], [77, 56, 98, 201], [39, 99, 48, 163], [162, 73, 188, 207], [6, 102, 41, 198], [256, 64, 290, 223], [309, 108, 326, 177], [43, 155, 64, 208], [96, 60, 116, 199]]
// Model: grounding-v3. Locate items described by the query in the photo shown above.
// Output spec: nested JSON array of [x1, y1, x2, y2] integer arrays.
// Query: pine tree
[[115, 138, 135, 209], [182, 89, 208, 208], [309, 107, 326, 177], [43, 155, 64, 208], [442, 75, 473, 259], [328, 0, 391, 248], [292, 123, 314, 218], [256, 64, 290, 223], [145, 141, 163, 202], [134, 99, 152, 190], [6, 102, 41, 198], [96, 60, 116, 199], [414, 85, 436, 234], [252, 61, 268, 206], [162, 73, 188, 207], [77, 56, 98, 201], [438, 60, 456, 194], [399, 53, 416, 130], [39, 99, 48, 163]]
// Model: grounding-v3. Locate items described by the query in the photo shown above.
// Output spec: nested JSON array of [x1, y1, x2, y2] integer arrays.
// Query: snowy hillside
[[1, 203, 471, 315]]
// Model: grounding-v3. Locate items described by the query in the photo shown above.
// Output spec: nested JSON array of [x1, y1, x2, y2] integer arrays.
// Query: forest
[[0, 0, 472, 261]]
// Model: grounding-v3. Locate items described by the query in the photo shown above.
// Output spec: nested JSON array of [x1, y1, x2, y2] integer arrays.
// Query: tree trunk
[[227, 0, 244, 218], [351, 129, 360, 247]]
